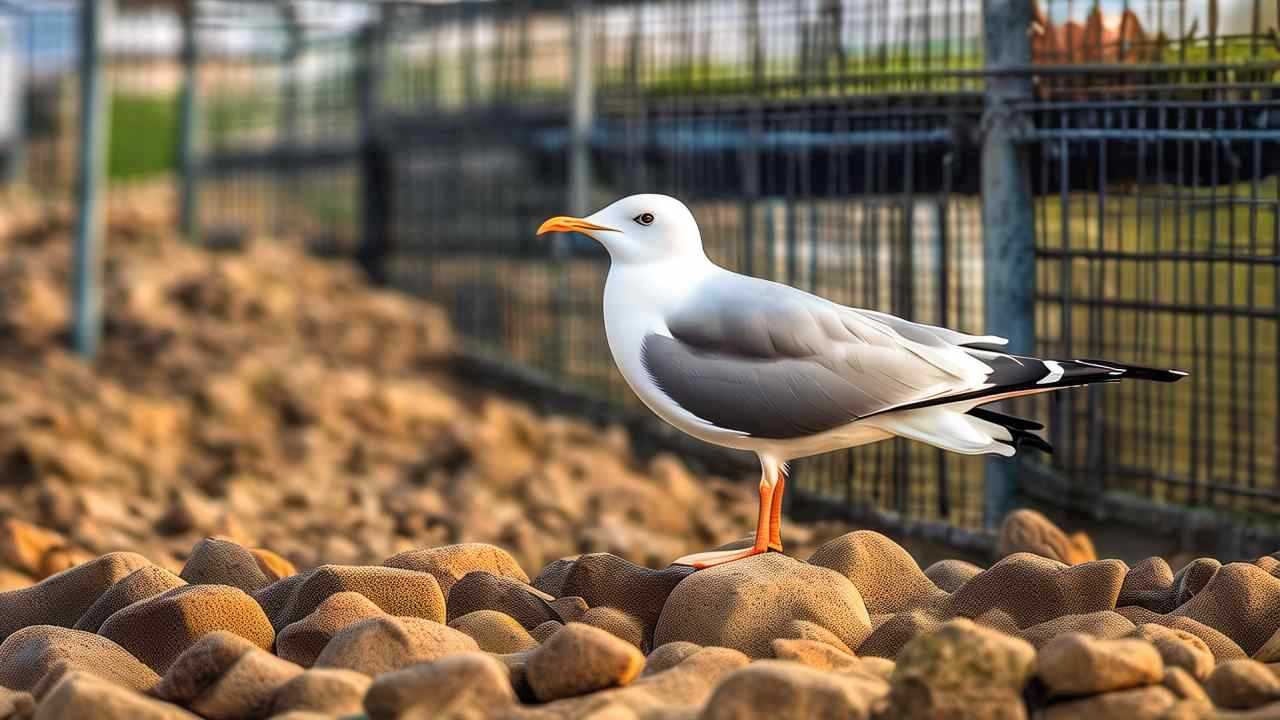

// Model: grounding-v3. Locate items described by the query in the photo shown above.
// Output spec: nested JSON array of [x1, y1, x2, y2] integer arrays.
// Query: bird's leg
[[767, 466, 785, 553], [670, 470, 775, 569]]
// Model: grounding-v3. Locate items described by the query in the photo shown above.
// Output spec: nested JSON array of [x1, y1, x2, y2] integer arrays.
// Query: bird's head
[[537, 194, 705, 265]]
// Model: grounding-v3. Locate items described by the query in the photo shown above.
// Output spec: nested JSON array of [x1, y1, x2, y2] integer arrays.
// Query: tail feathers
[[1077, 359, 1188, 383], [968, 407, 1053, 455]]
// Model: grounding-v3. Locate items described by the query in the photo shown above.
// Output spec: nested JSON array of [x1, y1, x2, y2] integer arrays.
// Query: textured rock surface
[[0, 625, 159, 694], [254, 565, 446, 631], [270, 668, 371, 717], [34, 671, 197, 720], [363, 652, 514, 720], [275, 591, 386, 667], [382, 543, 529, 597], [699, 660, 889, 720], [1036, 633, 1164, 696], [888, 619, 1035, 719], [312, 615, 478, 676], [526, 623, 646, 702]]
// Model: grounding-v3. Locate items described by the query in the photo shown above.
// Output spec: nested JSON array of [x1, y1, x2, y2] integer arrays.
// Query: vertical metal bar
[[177, 1, 198, 239], [980, 0, 1034, 528], [71, 0, 110, 359], [568, 0, 594, 217], [357, 11, 389, 285]]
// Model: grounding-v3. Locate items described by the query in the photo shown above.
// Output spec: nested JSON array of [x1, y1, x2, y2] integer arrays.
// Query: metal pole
[[71, 0, 111, 359], [568, 0, 593, 217], [981, 0, 1035, 528], [357, 11, 389, 284], [177, 0, 198, 239]]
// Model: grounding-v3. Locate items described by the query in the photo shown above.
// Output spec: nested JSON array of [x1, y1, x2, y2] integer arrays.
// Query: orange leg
[[672, 478, 774, 569], [768, 471, 785, 552]]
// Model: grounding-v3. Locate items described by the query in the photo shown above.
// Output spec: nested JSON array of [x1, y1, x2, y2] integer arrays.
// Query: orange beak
[[536, 216, 618, 237]]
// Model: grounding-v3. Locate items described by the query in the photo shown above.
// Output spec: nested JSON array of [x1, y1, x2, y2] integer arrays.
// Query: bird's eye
[[633, 212, 655, 226]]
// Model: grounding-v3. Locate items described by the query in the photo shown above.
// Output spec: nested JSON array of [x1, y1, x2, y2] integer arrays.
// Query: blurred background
[[0, 0, 1277, 580]]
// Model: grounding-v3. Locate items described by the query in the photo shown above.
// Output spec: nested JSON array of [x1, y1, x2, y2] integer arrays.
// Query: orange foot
[[671, 545, 769, 569]]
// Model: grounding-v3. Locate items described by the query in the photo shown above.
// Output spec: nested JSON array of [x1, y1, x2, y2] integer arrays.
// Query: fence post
[[357, 11, 389, 284], [177, 0, 198, 239], [568, 0, 593, 217], [981, 0, 1035, 528], [71, 0, 111, 359]]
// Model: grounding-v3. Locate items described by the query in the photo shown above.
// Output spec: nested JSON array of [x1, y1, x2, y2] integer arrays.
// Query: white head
[[537, 194, 706, 265]]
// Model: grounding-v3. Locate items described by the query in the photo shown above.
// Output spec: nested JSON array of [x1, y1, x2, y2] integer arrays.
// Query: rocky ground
[[3, 192, 1280, 718]]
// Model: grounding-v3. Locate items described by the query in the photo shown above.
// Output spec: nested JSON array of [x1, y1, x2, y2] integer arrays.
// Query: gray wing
[[641, 273, 998, 439]]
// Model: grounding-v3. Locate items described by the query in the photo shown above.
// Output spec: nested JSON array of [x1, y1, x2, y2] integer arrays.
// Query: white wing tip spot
[[1037, 360, 1065, 385]]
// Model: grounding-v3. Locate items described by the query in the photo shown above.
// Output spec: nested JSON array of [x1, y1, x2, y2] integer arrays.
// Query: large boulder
[[888, 618, 1035, 719]]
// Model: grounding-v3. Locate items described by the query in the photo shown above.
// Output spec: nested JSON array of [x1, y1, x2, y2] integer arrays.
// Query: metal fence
[[6, 0, 1280, 553]]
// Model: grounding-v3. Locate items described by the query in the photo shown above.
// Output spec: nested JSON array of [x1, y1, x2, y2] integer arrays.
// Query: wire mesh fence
[[4, 0, 1280, 546]]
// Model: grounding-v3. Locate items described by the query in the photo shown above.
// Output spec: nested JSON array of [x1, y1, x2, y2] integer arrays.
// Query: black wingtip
[[1079, 359, 1190, 383]]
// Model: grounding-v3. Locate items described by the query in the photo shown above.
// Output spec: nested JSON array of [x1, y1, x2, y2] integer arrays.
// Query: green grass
[[108, 94, 178, 180]]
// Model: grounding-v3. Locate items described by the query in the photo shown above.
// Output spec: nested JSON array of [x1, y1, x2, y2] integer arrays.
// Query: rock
[[530, 620, 564, 643], [1161, 667, 1211, 705], [312, 615, 478, 676], [0, 625, 159, 694], [253, 564, 446, 631], [779, 619, 856, 655], [924, 559, 983, 593], [383, 543, 529, 597], [363, 652, 515, 720], [555, 554, 694, 649], [1119, 557, 1179, 613], [1020, 611, 1136, 648], [1173, 559, 1221, 607], [0, 687, 32, 719], [996, 509, 1093, 565], [275, 591, 385, 667], [179, 537, 271, 593], [1170, 563, 1280, 656], [654, 553, 871, 659], [888, 618, 1035, 719], [770, 638, 861, 673], [1041, 685, 1177, 720], [642, 642, 703, 676], [548, 596, 589, 624], [248, 548, 294, 581], [808, 531, 946, 614], [526, 622, 645, 701], [152, 631, 302, 720], [445, 571, 561, 629], [532, 558, 576, 597], [857, 609, 942, 659], [945, 554, 1126, 629], [34, 671, 198, 720], [1206, 660, 1280, 709], [74, 565, 187, 632], [270, 668, 371, 717], [699, 660, 889, 720], [1131, 624, 1215, 680], [579, 606, 647, 651], [0, 552, 150, 639], [0, 518, 71, 578], [858, 657, 896, 681], [448, 609, 538, 654], [97, 584, 275, 673], [1036, 633, 1164, 696]]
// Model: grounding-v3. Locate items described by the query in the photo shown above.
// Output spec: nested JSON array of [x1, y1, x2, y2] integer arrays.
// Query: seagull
[[538, 194, 1188, 569]]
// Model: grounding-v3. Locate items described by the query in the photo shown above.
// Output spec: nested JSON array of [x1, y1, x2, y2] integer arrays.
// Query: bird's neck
[[605, 253, 717, 315]]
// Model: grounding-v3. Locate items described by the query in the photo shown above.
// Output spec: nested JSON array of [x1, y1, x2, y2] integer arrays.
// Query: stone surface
[[1036, 633, 1164, 696], [364, 652, 515, 720], [0, 552, 151, 640], [526, 623, 646, 702], [888, 618, 1035, 719], [152, 631, 302, 720], [312, 615, 478, 676], [945, 554, 1126, 629], [445, 571, 561, 630], [448, 609, 539, 654], [996, 510, 1095, 565], [0, 625, 159, 694], [383, 543, 529, 597], [923, 559, 983, 593], [1205, 659, 1280, 710], [809, 531, 946, 614], [698, 660, 889, 720], [179, 537, 271, 594], [275, 591, 385, 667], [1131, 624, 1216, 680], [1040, 685, 1177, 720], [253, 564, 446, 631], [269, 668, 371, 717], [73, 565, 187, 633], [34, 671, 197, 720], [654, 553, 871, 659]]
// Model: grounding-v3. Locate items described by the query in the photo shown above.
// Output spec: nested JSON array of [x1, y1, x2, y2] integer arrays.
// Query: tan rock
[[98, 584, 275, 673], [699, 660, 888, 720], [270, 668, 371, 717], [580, 606, 646, 651], [552, 554, 694, 649], [530, 620, 564, 643], [809, 531, 946, 614], [654, 553, 871, 659], [0, 625, 159, 694], [0, 552, 150, 640], [276, 591, 385, 667], [526, 622, 645, 701], [152, 631, 302, 720], [0, 518, 70, 579], [923, 559, 983, 593], [888, 618, 1035, 719], [34, 671, 197, 720], [1020, 611, 1136, 648], [1131, 624, 1216, 680], [446, 571, 561, 630], [383, 543, 529, 597], [1037, 633, 1164, 696], [179, 537, 271, 593], [1161, 666, 1210, 705], [313, 616, 478, 676], [1206, 659, 1280, 710], [997, 509, 1093, 564], [770, 638, 860, 673], [254, 564, 446, 631], [946, 554, 1126, 629], [74, 565, 187, 632], [364, 652, 515, 720], [642, 642, 703, 676], [0, 686, 32, 719], [248, 548, 295, 581], [1170, 563, 1280, 657], [1119, 557, 1179, 613], [448, 609, 538, 654], [1173, 559, 1221, 607], [856, 609, 942, 659], [1041, 685, 1177, 720]]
